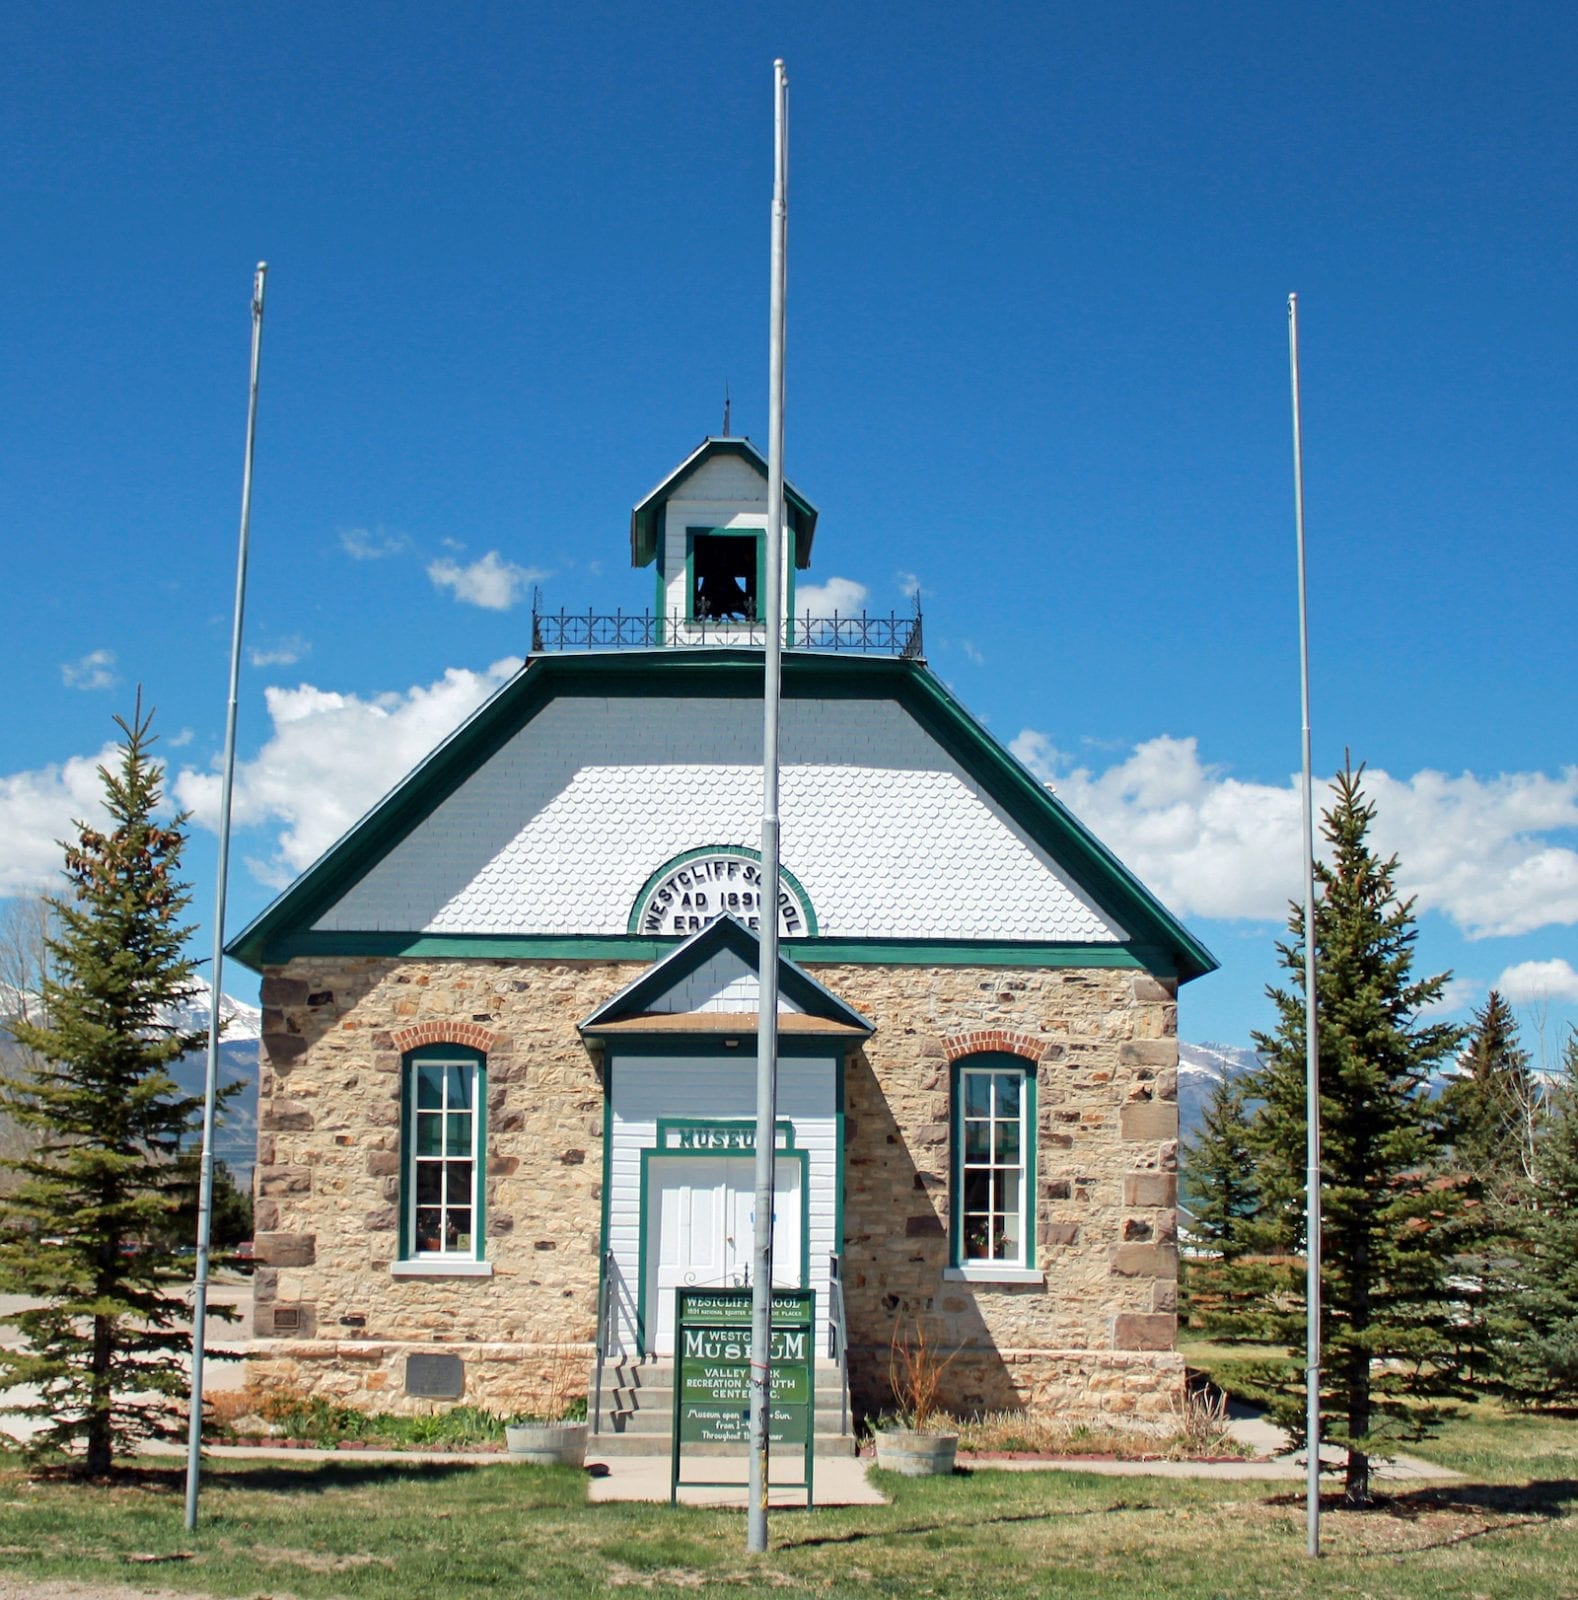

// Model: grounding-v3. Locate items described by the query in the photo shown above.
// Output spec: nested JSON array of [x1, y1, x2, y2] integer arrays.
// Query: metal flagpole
[[1288, 291, 1322, 1559], [185, 262, 268, 1531], [747, 58, 789, 1557]]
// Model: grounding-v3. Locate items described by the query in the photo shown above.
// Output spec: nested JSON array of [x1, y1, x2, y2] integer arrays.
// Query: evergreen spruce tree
[[1242, 760, 1480, 1506], [0, 700, 212, 1474], [1179, 1077, 1268, 1335], [1441, 990, 1535, 1198], [1496, 1031, 1578, 1404], [1183, 1076, 1260, 1255]]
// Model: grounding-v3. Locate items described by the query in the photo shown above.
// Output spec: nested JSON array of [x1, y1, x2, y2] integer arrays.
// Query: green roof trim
[[244, 929, 1192, 976], [225, 649, 1218, 984], [578, 914, 873, 1034], [629, 437, 817, 570]]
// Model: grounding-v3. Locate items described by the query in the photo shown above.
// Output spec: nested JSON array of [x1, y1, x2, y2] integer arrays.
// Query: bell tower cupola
[[629, 436, 818, 646]]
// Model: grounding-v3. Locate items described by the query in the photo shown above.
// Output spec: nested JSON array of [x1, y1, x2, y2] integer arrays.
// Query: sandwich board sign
[[670, 1287, 815, 1506]]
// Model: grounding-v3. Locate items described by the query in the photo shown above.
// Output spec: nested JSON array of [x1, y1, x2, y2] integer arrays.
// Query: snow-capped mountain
[[0, 990, 262, 1182], [169, 992, 263, 1043], [1178, 1039, 1261, 1148], [166, 994, 262, 1181]]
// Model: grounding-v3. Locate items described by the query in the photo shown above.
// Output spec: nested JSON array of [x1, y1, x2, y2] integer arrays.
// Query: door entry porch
[[641, 1153, 806, 1357]]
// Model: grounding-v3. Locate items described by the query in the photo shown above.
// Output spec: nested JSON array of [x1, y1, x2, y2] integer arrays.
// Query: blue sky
[[3, 2, 1575, 1060]]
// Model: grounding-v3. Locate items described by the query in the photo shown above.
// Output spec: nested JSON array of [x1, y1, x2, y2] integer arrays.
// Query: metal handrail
[[828, 1252, 851, 1437], [529, 594, 924, 660], [592, 1250, 614, 1436]]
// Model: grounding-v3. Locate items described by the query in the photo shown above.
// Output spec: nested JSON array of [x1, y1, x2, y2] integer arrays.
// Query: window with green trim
[[952, 1056, 1034, 1268], [402, 1048, 485, 1260]]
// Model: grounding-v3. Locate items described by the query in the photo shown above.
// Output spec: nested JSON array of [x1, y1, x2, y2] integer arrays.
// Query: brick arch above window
[[391, 1022, 499, 1055], [942, 1030, 1047, 1066]]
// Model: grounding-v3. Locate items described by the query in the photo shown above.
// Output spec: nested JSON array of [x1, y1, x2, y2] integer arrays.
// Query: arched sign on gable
[[629, 845, 817, 938]]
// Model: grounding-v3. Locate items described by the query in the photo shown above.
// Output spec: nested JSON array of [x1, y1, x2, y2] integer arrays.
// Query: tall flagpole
[[747, 58, 788, 1557], [185, 262, 268, 1531], [1288, 291, 1322, 1559]]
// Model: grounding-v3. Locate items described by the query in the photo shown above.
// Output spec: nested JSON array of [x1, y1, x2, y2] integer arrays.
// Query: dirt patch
[[246, 1545, 395, 1574], [0, 1583, 219, 1600]]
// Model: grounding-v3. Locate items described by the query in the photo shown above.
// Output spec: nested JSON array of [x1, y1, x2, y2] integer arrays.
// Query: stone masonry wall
[[249, 955, 1180, 1425], [818, 963, 1182, 1425], [251, 956, 643, 1413]]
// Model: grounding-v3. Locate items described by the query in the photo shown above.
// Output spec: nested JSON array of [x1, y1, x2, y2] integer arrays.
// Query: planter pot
[[873, 1430, 959, 1477], [505, 1422, 589, 1468]]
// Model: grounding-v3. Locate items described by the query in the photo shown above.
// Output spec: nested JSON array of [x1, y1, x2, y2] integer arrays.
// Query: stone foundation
[[242, 1340, 596, 1417], [847, 1345, 1187, 1429]]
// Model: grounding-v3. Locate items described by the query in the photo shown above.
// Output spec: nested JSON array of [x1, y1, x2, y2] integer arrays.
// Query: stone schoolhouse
[[229, 436, 1216, 1438]]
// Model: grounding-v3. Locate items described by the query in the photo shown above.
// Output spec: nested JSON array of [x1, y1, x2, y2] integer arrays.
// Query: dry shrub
[[513, 1343, 591, 1423], [887, 1315, 959, 1433], [1163, 1382, 1246, 1459], [952, 1387, 1252, 1460]]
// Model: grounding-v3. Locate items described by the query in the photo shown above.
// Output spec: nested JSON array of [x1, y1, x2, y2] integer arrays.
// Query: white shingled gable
[[312, 695, 1129, 943], [669, 452, 768, 504], [614, 945, 804, 1016]]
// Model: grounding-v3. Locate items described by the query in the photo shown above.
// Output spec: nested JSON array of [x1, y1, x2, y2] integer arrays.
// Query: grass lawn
[[0, 1404, 1573, 1599]]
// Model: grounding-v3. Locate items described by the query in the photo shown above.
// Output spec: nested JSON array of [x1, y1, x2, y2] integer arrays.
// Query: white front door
[[645, 1156, 803, 1356]]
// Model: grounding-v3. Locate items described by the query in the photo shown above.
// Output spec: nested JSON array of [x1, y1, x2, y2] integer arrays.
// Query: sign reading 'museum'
[[670, 1288, 815, 1505], [658, 1118, 793, 1153], [631, 847, 814, 938]]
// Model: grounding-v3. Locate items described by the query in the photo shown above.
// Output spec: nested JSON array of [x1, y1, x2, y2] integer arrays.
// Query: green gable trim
[[630, 437, 817, 570], [227, 649, 1217, 983], [581, 915, 869, 1033], [246, 928, 1184, 976]]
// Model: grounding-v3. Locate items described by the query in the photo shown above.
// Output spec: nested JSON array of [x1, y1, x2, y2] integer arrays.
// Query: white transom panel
[[312, 695, 1128, 943]]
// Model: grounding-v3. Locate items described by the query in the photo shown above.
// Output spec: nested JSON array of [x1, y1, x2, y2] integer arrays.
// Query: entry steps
[[591, 1357, 858, 1459]]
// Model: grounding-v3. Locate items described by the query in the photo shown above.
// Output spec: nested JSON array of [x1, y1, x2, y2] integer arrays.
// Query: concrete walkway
[[146, 1419, 1460, 1507]]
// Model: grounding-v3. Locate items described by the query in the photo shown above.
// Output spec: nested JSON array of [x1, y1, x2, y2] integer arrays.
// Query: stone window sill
[[390, 1259, 494, 1279], [943, 1266, 1045, 1286]]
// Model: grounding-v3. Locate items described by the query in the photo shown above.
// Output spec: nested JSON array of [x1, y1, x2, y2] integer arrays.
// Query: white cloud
[[174, 658, 521, 885], [1011, 733, 1302, 921], [249, 635, 310, 668], [1496, 958, 1578, 1005], [61, 649, 117, 691], [1360, 768, 1578, 939], [427, 551, 544, 611], [1009, 731, 1578, 937], [793, 576, 869, 620], [960, 640, 985, 666], [339, 527, 411, 561], [897, 571, 921, 600], [0, 745, 122, 894]]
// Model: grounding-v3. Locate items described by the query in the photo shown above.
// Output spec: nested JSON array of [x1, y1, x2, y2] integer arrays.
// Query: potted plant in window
[[504, 1345, 590, 1468], [872, 1314, 960, 1477]]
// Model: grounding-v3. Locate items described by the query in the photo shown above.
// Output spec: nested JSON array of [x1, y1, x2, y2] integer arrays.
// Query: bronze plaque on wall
[[405, 1353, 464, 1399]]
